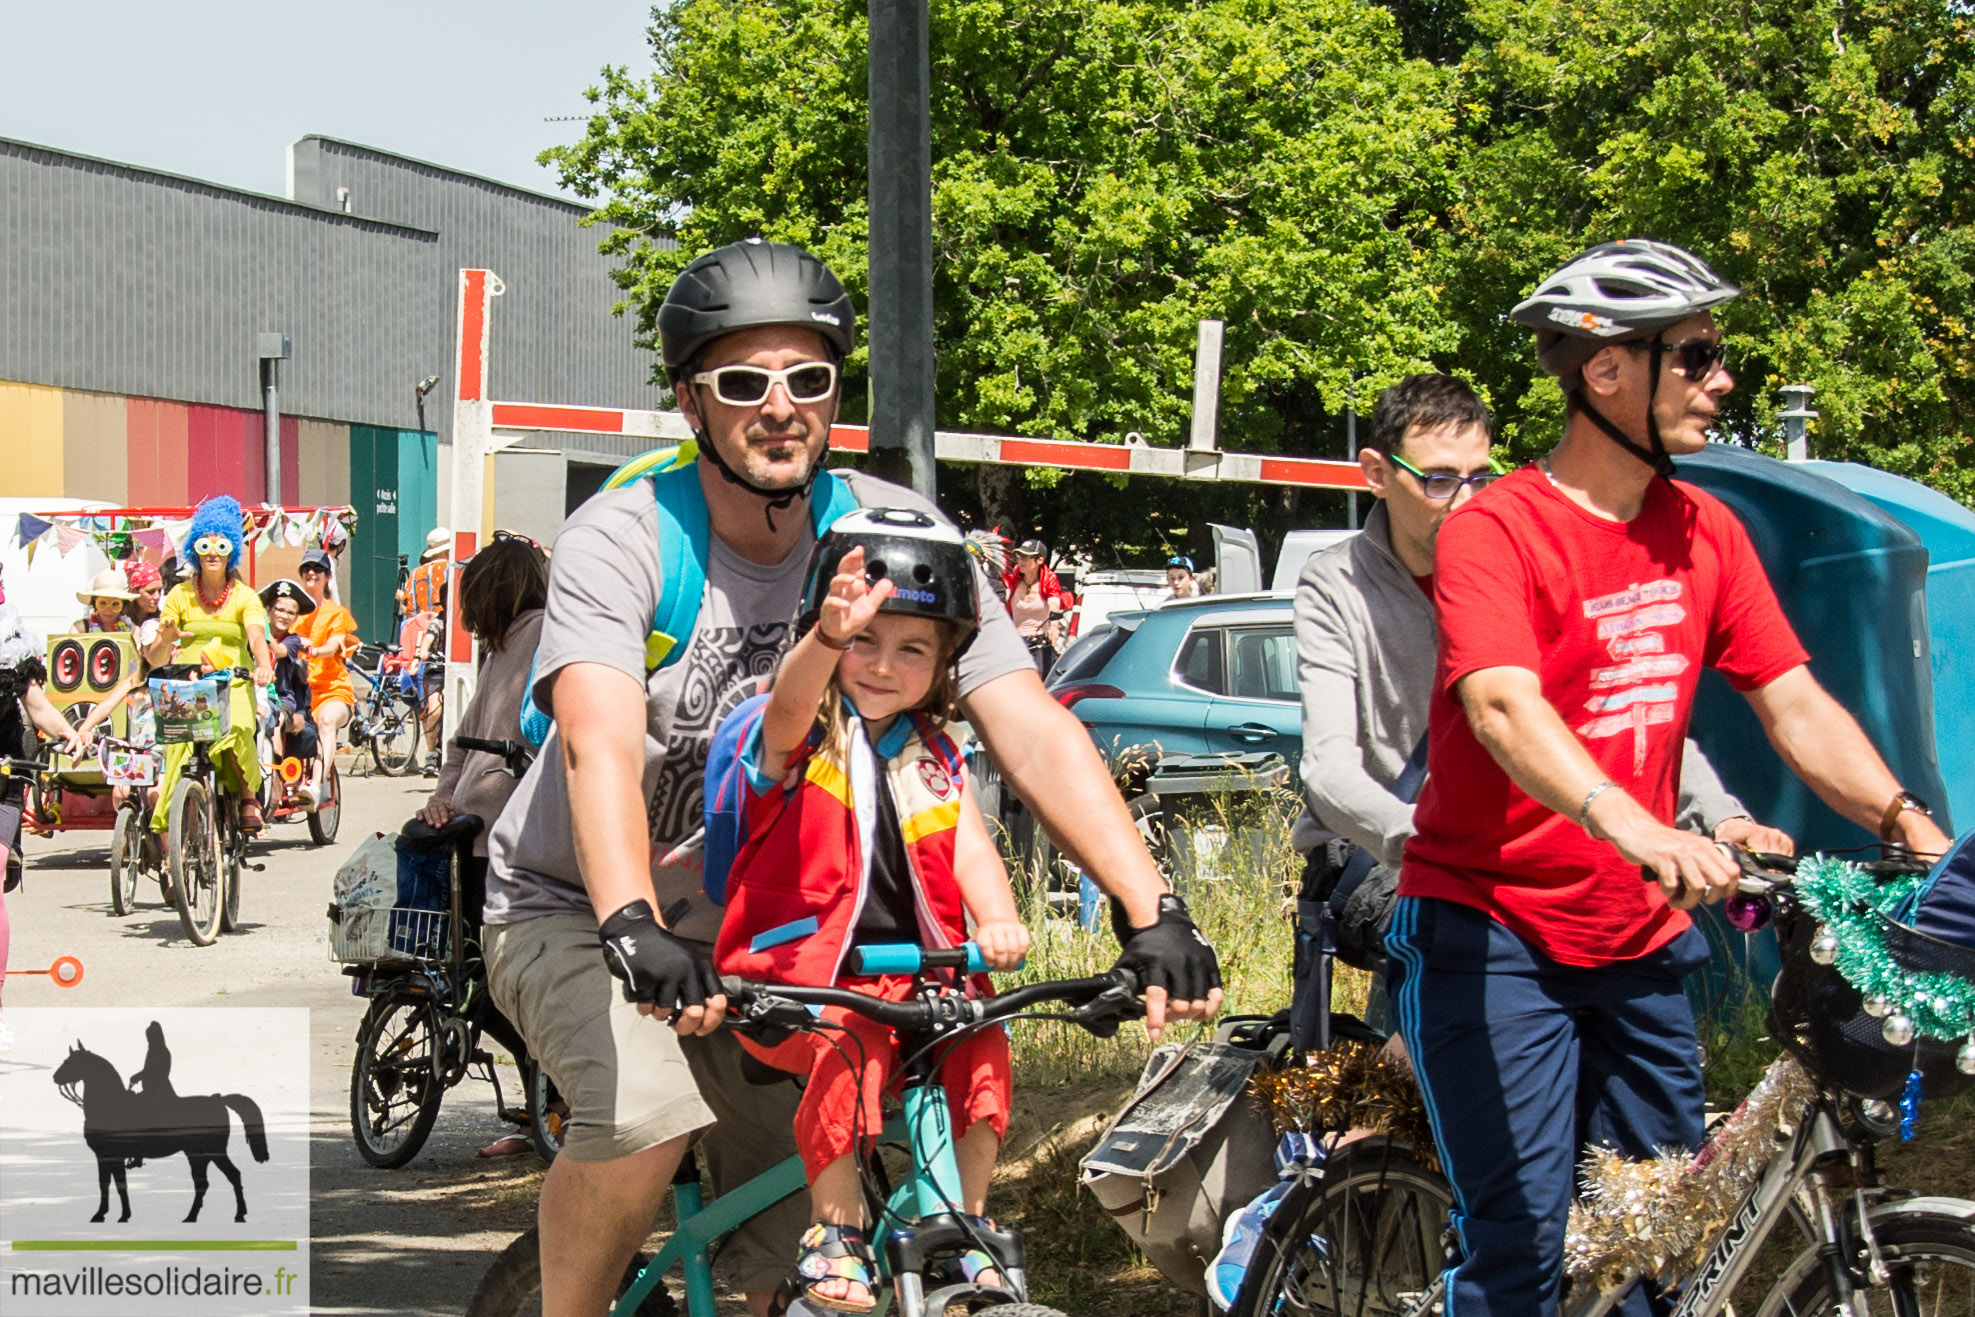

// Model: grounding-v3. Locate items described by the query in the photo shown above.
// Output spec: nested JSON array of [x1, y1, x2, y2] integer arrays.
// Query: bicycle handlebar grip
[[849, 942, 1025, 976]]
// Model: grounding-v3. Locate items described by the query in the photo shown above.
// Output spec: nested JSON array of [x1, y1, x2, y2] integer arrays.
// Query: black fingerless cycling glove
[[1111, 893, 1223, 1002], [598, 901, 723, 1008]]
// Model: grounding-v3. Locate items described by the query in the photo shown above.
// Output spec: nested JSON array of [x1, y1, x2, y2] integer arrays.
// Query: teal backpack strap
[[809, 467, 859, 534], [646, 462, 710, 671]]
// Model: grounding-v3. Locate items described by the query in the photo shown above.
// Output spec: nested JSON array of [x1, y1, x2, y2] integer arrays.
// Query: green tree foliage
[[546, 0, 1975, 549], [1439, 0, 1975, 497]]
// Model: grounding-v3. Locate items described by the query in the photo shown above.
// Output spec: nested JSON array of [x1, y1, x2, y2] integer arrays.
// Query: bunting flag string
[[16, 514, 51, 548]]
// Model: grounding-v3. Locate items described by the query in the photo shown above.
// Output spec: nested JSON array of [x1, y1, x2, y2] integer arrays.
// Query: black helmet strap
[[1574, 335, 1676, 479]]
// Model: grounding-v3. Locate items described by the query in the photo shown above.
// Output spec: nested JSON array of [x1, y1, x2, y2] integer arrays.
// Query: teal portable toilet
[[1671, 445, 1952, 1017], [1802, 460, 1975, 832]]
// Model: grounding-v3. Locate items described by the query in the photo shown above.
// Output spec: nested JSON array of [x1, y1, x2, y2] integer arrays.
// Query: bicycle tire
[[1229, 1138, 1453, 1317], [219, 798, 243, 933], [370, 692, 422, 777], [349, 985, 447, 1168], [524, 1057, 564, 1166], [168, 779, 222, 946], [308, 761, 342, 844], [110, 803, 143, 915], [466, 1227, 676, 1317], [1756, 1205, 1975, 1316]]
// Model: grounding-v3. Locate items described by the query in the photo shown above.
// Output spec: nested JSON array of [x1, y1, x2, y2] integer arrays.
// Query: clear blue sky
[[0, 0, 655, 200]]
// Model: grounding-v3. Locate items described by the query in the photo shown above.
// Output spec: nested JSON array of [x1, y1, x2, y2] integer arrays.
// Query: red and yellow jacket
[[714, 713, 972, 989]]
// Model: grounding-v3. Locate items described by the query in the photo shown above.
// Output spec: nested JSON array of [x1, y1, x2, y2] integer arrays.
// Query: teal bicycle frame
[[606, 942, 1123, 1317]]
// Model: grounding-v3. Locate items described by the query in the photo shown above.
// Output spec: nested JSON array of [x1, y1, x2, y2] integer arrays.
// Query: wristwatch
[[1879, 790, 1931, 843]]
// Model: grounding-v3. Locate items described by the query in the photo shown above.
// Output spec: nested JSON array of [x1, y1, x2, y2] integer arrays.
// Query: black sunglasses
[[1626, 337, 1728, 383]]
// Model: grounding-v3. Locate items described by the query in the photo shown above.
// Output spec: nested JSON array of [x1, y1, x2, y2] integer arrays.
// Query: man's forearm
[[962, 670, 1166, 925], [1746, 667, 1904, 835], [1459, 666, 1638, 830]]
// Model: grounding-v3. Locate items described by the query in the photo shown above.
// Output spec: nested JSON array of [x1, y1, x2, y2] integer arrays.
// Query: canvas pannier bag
[[1079, 1029, 1284, 1295]]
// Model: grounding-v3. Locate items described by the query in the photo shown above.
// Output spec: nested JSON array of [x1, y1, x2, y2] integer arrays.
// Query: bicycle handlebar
[[720, 967, 1144, 1038]]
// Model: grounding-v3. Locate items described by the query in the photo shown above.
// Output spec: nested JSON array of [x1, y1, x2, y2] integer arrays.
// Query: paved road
[[4, 760, 545, 1315]]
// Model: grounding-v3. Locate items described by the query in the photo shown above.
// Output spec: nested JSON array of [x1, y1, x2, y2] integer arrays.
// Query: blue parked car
[[1046, 593, 1302, 778]]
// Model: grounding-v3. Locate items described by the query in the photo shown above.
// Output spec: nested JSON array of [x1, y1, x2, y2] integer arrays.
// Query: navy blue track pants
[[1386, 896, 1710, 1317]]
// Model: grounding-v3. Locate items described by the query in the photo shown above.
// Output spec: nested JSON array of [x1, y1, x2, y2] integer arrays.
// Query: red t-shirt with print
[[1399, 467, 1809, 967]]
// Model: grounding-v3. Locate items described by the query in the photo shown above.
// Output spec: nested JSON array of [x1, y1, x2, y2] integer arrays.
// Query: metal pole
[[1189, 320, 1224, 452], [866, 0, 936, 499], [1346, 408, 1359, 530], [257, 333, 289, 503], [1777, 383, 1818, 462]]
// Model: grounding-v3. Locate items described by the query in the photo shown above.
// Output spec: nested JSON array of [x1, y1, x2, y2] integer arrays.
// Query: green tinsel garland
[[1792, 855, 1975, 1042]]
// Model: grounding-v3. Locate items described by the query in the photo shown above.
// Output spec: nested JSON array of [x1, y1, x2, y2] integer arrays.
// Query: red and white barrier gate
[[444, 267, 1368, 731]]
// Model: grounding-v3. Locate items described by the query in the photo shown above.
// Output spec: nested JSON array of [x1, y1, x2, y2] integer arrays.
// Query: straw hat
[[77, 568, 137, 605]]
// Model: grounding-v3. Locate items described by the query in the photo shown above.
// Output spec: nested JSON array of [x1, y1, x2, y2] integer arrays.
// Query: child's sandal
[[795, 1221, 880, 1314], [946, 1216, 1007, 1290]]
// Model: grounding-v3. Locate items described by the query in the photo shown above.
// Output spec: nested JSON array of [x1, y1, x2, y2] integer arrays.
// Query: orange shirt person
[[295, 548, 359, 799]]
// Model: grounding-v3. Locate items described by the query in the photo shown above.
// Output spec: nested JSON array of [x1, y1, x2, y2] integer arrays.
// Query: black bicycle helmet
[[800, 508, 979, 651], [658, 238, 856, 384], [1511, 239, 1740, 477], [657, 239, 857, 525]]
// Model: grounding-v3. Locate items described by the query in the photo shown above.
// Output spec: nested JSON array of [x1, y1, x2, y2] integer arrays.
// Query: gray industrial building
[[0, 132, 666, 634]]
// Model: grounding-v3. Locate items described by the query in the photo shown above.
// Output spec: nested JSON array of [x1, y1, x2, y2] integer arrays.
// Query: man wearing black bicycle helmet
[[482, 238, 1223, 1317], [1382, 241, 1954, 1316]]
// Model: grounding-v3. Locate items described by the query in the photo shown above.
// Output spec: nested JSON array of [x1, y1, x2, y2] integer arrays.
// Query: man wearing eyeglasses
[[1290, 373, 1774, 1019], [481, 239, 1224, 1317], [1384, 242, 1952, 1316]]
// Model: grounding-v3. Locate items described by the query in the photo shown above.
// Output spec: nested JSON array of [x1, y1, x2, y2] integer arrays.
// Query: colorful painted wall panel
[[126, 397, 191, 506], [62, 389, 128, 504], [0, 381, 66, 496], [295, 418, 350, 509], [280, 416, 300, 506]]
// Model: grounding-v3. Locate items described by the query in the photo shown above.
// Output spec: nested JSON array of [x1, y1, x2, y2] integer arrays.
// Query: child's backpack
[[700, 692, 774, 907], [517, 441, 860, 748]]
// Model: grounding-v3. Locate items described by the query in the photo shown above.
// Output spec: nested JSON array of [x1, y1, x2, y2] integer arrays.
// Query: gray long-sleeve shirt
[[1291, 501, 1749, 865]]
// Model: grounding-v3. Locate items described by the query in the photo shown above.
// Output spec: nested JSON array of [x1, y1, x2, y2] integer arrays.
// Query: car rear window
[[1050, 624, 1129, 684], [1174, 628, 1225, 694]]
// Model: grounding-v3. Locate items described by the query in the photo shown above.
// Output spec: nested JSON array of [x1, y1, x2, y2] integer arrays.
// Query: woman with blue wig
[[142, 496, 274, 832]]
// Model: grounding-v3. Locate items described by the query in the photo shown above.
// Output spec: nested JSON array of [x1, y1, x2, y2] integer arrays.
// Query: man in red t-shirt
[[1389, 240, 1953, 1317]]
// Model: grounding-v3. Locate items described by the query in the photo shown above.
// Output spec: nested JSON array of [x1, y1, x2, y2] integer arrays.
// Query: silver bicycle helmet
[[1513, 239, 1740, 475]]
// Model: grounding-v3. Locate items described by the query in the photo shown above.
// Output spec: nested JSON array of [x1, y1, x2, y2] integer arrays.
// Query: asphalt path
[[3, 759, 547, 1315]]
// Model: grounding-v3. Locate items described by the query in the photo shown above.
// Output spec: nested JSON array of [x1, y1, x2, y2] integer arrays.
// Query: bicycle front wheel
[[168, 779, 222, 946], [1230, 1138, 1453, 1317], [1758, 1205, 1975, 1316], [307, 761, 341, 844], [349, 986, 447, 1168], [110, 803, 144, 915], [466, 1227, 675, 1317], [370, 692, 422, 777]]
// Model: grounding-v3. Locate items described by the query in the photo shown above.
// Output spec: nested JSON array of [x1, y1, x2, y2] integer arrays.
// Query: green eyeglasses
[[1384, 452, 1504, 501]]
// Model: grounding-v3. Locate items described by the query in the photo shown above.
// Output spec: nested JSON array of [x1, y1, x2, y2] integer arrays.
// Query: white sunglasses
[[688, 361, 838, 406]]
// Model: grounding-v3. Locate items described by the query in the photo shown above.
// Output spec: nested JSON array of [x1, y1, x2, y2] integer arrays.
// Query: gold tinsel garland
[[1247, 1039, 1441, 1172], [1563, 1055, 1816, 1293], [1249, 1046, 1816, 1296]]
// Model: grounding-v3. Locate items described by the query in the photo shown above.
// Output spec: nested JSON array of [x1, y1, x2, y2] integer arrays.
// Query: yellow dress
[[151, 579, 268, 830]]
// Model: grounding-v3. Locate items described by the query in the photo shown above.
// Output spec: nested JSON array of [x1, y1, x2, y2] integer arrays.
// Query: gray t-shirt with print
[[482, 468, 1032, 943]]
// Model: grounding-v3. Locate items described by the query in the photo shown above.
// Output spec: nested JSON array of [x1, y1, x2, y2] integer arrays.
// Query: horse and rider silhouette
[[51, 1021, 269, 1224]]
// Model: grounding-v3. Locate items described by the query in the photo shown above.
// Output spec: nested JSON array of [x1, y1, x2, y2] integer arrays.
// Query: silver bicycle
[[1233, 850, 1975, 1317]]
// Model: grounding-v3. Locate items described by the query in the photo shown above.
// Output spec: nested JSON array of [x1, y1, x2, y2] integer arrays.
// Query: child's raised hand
[[815, 546, 895, 649], [973, 919, 1030, 972]]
